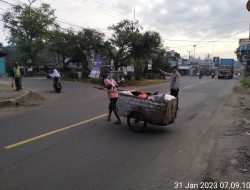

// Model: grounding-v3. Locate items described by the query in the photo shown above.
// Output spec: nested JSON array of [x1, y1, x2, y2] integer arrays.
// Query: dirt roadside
[[199, 81, 250, 189], [0, 91, 44, 117]]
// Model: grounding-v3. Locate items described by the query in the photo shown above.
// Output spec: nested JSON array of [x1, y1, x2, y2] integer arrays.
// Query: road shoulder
[[200, 81, 250, 186]]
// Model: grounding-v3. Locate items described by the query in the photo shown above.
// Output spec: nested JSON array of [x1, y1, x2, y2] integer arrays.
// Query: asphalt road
[[0, 76, 237, 190]]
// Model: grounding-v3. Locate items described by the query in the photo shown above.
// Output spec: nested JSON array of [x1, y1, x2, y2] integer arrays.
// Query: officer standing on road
[[158, 66, 180, 109], [12, 62, 23, 91]]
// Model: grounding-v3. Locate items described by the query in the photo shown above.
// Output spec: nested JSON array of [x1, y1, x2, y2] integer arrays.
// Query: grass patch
[[240, 78, 250, 88]]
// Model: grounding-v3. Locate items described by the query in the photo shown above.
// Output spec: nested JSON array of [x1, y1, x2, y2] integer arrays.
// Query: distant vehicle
[[218, 59, 234, 79]]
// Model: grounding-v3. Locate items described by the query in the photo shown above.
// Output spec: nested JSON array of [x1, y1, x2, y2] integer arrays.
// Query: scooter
[[53, 76, 62, 93]]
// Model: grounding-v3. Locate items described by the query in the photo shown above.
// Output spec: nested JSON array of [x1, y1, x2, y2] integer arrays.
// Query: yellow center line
[[4, 114, 107, 150]]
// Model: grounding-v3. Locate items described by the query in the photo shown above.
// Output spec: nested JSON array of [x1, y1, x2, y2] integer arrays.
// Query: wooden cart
[[117, 92, 178, 132]]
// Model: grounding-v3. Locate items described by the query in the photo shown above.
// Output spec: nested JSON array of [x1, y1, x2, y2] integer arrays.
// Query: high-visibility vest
[[13, 67, 21, 77]]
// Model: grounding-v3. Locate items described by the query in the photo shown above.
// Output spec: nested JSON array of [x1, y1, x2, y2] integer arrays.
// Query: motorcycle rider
[[50, 66, 61, 78], [49, 66, 61, 92]]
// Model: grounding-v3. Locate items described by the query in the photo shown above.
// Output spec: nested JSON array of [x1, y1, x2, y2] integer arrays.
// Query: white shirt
[[50, 69, 61, 77]]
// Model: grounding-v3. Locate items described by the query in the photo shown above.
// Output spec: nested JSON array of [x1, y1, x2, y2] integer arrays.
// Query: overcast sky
[[1, 0, 250, 59]]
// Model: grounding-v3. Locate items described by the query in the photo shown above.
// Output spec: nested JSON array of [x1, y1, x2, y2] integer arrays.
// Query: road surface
[[0, 76, 237, 190]]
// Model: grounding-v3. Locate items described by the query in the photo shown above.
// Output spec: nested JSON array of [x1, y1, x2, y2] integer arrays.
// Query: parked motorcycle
[[53, 76, 62, 93], [117, 76, 126, 87]]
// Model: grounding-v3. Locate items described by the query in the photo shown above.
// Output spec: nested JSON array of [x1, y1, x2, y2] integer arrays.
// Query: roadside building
[[0, 50, 7, 77], [236, 38, 250, 76]]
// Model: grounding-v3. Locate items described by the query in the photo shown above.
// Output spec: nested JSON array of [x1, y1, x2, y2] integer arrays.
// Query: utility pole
[[249, 21, 250, 38], [187, 50, 191, 64], [134, 8, 136, 22], [193, 45, 197, 62], [193, 45, 197, 57]]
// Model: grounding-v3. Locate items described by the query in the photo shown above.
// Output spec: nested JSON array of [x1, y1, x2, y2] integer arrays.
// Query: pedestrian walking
[[104, 72, 121, 124], [158, 66, 180, 109], [12, 62, 23, 91]]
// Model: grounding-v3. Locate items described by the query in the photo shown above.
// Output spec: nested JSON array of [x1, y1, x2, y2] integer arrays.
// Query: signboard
[[213, 57, 220, 67], [169, 60, 177, 67], [127, 65, 134, 72], [239, 38, 250, 46], [88, 53, 103, 78], [148, 59, 152, 70]]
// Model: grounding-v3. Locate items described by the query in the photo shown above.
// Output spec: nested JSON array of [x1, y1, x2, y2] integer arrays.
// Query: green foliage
[[2, 2, 166, 77], [48, 28, 105, 70], [240, 78, 250, 88], [2, 3, 58, 64], [108, 19, 163, 77], [108, 19, 142, 69]]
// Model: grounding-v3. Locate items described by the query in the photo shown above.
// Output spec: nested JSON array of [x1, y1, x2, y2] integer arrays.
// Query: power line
[[0, 0, 15, 6], [77, 0, 127, 21], [196, 29, 249, 49], [201, 19, 250, 31], [8, 0, 23, 4], [57, 19, 84, 30], [169, 28, 248, 49], [163, 39, 235, 43], [84, 0, 133, 20]]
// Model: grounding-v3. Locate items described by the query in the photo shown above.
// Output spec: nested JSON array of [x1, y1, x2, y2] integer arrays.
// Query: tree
[[48, 29, 77, 69], [2, 3, 58, 65], [108, 19, 142, 70], [77, 28, 105, 70], [108, 20, 163, 79], [130, 31, 163, 79], [48, 28, 105, 70]]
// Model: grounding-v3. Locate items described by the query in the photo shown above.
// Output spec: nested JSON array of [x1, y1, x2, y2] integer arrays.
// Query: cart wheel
[[127, 112, 147, 132]]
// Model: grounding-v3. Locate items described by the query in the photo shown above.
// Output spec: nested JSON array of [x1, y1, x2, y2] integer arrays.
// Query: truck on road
[[218, 58, 234, 79]]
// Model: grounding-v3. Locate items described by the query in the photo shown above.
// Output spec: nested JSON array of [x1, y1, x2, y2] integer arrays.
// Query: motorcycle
[[53, 76, 62, 93], [199, 74, 202, 79], [117, 76, 126, 87]]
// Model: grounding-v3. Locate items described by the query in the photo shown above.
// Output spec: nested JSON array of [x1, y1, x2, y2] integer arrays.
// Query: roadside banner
[[239, 38, 250, 46], [213, 57, 220, 67], [148, 59, 152, 70], [88, 53, 103, 78]]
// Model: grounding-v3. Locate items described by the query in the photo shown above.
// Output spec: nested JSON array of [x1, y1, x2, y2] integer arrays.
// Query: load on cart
[[117, 91, 178, 132]]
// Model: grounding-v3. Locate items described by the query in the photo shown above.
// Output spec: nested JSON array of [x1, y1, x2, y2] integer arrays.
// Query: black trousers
[[15, 77, 22, 91], [109, 98, 118, 113], [170, 88, 179, 97], [170, 88, 179, 109]]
